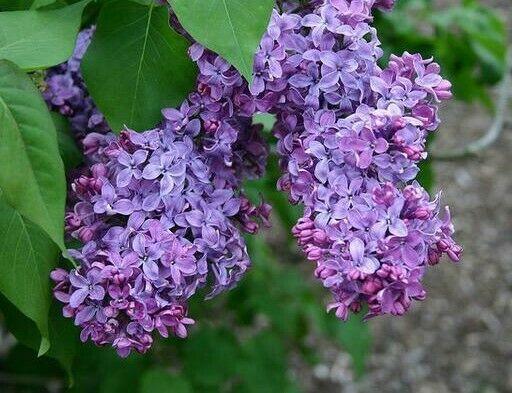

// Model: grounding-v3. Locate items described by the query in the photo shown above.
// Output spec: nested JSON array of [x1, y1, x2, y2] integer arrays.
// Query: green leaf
[[0, 0, 27, 10], [461, 9, 506, 76], [169, 0, 274, 82], [0, 0, 92, 70], [52, 113, 83, 171], [130, 0, 157, 5], [140, 369, 193, 393], [253, 112, 275, 133], [313, 309, 371, 378], [0, 0, 39, 10], [417, 158, 434, 192], [237, 236, 309, 339], [0, 60, 66, 251], [81, 0, 197, 132], [244, 155, 301, 231], [1, 343, 63, 386], [376, 0, 507, 106], [246, 234, 372, 378], [97, 353, 149, 393], [418, 134, 435, 192], [31, 0, 58, 8], [68, 345, 150, 393], [0, 296, 78, 382], [0, 198, 60, 355], [0, 0, 56, 10]]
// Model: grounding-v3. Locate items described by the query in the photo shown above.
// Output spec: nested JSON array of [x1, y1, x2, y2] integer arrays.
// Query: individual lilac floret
[[44, 27, 110, 139]]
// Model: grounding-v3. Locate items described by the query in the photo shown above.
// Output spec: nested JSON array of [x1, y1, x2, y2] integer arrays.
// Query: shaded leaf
[[333, 313, 371, 378], [243, 235, 371, 378], [96, 353, 148, 393], [82, 0, 197, 132], [140, 369, 192, 393], [181, 327, 238, 388], [68, 346, 150, 393], [417, 158, 434, 192], [0, 295, 78, 382], [244, 155, 302, 231], [1, 343, 63, 386], [236, 332, 298, 393]]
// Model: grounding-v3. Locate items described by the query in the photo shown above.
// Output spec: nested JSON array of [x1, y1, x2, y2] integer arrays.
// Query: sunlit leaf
[[0, 199, 60, 355], [0, 0, 92, 70], [52, 113, 83, 171], [0, 60, 66, 251], [169, 0, 274, 82]]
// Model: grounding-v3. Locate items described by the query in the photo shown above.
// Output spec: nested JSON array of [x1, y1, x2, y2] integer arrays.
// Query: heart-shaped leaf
[[0, 197, 60, 355], [82, 0, 197, 132], [169, 0, 274, 82]]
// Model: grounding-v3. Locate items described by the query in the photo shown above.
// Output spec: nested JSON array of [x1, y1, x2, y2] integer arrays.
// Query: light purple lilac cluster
[[246, 0, 461, 319], [50, 29, 270, 357], [44, 27, 109, 139]]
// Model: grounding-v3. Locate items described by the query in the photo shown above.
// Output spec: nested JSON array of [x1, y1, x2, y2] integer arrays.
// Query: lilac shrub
[[49, 0, 461, 356]]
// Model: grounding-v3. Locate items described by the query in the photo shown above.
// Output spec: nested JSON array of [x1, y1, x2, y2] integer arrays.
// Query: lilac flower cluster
[[246, 0, 461, 319], [50, 32, 270, 357], [44, 27, 109, 139], [54, 127, 268, 355], [53, 123, 269, 356]]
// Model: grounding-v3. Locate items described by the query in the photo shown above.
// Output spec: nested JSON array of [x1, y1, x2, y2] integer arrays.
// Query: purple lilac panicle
[[51, 32, 270, 357], [247, 0, 461, 320], [55, 123, 269, 356]]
